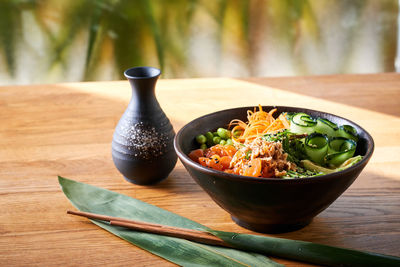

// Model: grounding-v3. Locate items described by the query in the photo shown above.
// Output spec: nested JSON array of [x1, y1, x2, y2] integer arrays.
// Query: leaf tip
[[58, 175, 66, 184]]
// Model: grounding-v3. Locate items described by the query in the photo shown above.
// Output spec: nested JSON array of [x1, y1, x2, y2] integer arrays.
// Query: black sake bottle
[[112, 67, 177, 185]]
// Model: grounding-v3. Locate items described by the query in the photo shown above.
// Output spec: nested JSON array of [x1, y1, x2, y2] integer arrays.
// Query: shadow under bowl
[[174, 106, 374, 233]]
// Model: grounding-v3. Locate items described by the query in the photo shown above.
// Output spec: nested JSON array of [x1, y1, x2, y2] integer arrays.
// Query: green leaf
[[142, 1, 164, 71], [210, 230, 400, 267], [58, 176, 281, 267], [0, 1, 20, 76], [83, 1, 104, 80]]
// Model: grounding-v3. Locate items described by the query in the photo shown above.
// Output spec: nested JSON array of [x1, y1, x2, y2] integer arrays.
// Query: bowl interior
[[176, 106, 374, 179], [174, 106, 374, 232]]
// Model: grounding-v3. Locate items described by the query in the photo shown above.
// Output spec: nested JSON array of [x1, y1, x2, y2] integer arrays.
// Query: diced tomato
[[242, 158, 262, 177], [220, 156, 232, 169], [188, 149, 204, 162], [205, 145, 224, 157], [207, 155, 224, 171], [205, 144, 237, 158], [198, 157, 208, 168], [223, 145, 237, 157], [197, 155, 225, 171], [193, 144, 236, 172]]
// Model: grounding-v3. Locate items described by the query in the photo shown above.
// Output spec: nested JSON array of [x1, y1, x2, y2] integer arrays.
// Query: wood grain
[[0, 73, 399, 266]]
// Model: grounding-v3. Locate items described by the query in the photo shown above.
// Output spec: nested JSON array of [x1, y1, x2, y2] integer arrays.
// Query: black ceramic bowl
[[174, 106, 374, 233]]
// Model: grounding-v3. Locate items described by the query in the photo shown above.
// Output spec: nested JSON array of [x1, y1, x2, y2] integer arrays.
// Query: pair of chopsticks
[[67, 210, 232, 248], [67, 210, 400, 267]]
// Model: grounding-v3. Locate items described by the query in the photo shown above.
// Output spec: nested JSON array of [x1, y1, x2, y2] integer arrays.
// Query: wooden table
[[1, 73, 399, 266]]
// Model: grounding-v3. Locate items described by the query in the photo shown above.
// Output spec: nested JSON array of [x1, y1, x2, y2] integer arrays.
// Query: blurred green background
[[0, 0, 398, 85]]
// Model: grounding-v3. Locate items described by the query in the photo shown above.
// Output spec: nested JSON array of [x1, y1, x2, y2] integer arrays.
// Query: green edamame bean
[[205, 132, 214, 146], [217, 128, 231, 139], [200, 143, 207, 150], [219, 140, 227, 146], [213, 136, 221, 144], [195, 134, 207, 144], [226, 138, 233, 145], [205, 132, 213, 140]]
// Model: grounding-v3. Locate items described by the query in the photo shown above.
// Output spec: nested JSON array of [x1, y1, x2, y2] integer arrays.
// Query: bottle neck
[[126, 76, 162, 115]]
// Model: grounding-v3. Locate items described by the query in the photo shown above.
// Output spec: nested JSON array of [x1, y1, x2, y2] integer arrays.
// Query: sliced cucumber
[[290, 113, 317, 134], [336, 125, 359, 142], [287, 112, 361, 169], [285, 112, 295, 121], [325, 137, 357, 167], [304, 133, 329, 165], [314, 118, 338, 137]]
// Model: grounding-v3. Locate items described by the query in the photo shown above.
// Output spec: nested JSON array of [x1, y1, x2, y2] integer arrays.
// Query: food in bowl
[[174, 106, 374, 232], [188, 105, 362, 179]]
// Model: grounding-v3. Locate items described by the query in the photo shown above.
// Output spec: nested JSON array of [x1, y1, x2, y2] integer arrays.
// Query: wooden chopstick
[[67, 210, 232, 248], [67, 210, 211, 234]]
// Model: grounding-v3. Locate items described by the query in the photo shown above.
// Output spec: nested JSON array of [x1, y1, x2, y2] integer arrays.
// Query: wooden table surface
[[1, 73, 399, 266]]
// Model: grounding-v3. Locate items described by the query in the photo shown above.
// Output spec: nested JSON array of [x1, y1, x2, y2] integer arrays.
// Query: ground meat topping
[[231, 137, 296, 177]]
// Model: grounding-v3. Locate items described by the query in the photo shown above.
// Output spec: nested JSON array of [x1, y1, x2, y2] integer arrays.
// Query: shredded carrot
[[229, 105, 289, 144]]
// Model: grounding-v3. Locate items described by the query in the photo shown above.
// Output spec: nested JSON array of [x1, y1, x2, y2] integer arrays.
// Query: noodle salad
[[189, 106, 363, 178]]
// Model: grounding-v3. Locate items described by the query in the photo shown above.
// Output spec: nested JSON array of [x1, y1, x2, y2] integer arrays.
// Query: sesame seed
[[118, 121, 170, 160]]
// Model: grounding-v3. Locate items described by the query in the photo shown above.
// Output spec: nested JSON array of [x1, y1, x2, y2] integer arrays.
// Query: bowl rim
[[174, 105, 375, 184]]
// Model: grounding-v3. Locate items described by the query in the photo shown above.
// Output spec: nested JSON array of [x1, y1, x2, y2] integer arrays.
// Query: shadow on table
[[236, 74, 400, 118], [272, 169, 400, 257], [30, 82, 189, 192]]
